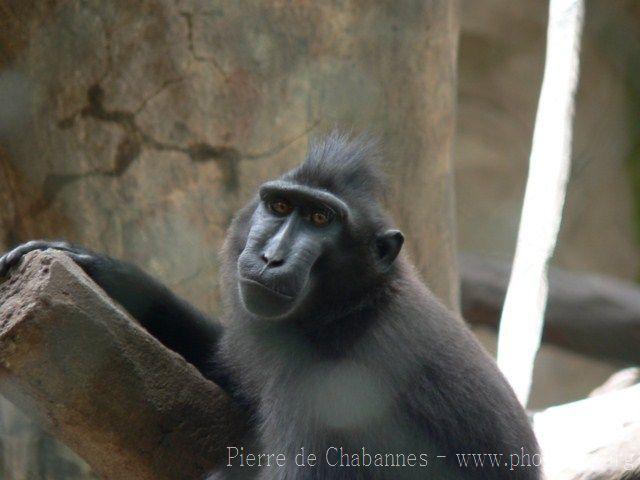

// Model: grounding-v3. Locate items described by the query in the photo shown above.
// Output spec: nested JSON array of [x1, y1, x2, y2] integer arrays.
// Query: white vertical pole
[[496, 0, 585, 406]]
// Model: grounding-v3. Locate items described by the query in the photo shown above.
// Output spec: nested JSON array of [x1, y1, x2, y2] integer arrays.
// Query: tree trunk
[[0, 1, 459, 477]]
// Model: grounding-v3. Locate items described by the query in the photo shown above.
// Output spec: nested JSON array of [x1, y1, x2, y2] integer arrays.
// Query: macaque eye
[[269, 199, 293, 216], [310, 210, 332, 227]]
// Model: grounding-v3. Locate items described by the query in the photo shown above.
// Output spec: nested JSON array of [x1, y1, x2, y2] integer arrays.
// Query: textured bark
[[461, 253, 640, 365], [0, 250, 249, 480]]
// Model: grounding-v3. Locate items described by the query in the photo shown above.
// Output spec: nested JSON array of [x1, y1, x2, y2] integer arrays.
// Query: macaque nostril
[[261, 253, 284, 268]]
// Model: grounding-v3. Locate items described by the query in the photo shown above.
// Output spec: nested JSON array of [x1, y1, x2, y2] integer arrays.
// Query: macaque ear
[[374, 229, 404, 270]]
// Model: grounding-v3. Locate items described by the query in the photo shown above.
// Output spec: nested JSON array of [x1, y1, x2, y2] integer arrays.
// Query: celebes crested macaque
[[0, 132, 541, 479]]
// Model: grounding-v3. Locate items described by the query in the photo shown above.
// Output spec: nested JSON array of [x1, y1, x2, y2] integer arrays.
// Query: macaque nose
[[260, 252, 284, 268], [262, 214, 298, 268]]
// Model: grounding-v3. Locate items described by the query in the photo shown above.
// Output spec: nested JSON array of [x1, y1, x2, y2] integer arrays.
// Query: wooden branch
[[589, 367, 640, 397], [0, 250, 250, 480], [534, 374, 640, 480], [460, 253, 640, 365]]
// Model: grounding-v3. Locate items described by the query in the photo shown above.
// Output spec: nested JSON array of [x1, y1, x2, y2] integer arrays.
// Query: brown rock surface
[[0, 250, 249, 480]]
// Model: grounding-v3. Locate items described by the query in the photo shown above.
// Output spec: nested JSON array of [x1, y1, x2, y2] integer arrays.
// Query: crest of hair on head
[[286, 130, 388, 200]]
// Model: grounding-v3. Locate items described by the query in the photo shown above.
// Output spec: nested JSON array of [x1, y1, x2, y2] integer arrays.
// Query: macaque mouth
[[239, 277, 296, 301]]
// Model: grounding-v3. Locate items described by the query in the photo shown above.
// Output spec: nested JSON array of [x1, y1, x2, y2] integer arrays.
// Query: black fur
[[0, 133, 541, 480]]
